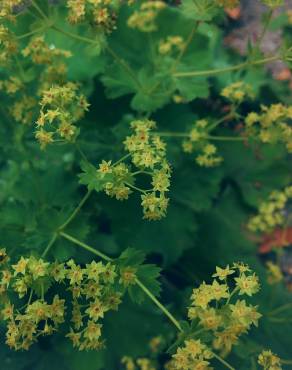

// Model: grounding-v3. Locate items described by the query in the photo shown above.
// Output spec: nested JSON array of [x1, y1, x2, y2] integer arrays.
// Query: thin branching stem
[[173, 55, 280, 78]]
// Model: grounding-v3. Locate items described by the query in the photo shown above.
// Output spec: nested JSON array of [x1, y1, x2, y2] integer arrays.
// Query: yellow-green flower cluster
[[123, 119, 171, 220], [182, 119, 223, 167], [261, 0, 284, 8], [66, 0, 118, 31], [258, 350, 282, 370], [0, 0, 24, 21], [23, 36, 72, 91], [0, 253, 65, 350], [0, 76, 22, 95], [221, 81, 254, 103], [266, 262, 283, 285], [0, 250, 123, 351], [196, 143, 223, 167], [22, 36, 72, 65], [0, 76, 33, 126], [10, 95, 37, 125], [158, 36, 184, 55], [36, 82, 89, 148], [248, 186, 292, 232], [121, 356, 157, 370], [245, 104, 292, 153], [97, 160, 133, 200], [127, 1, 166, 32], [171, 339, 213, 370], [0, 25, 17, 65], [187, 263, 261, 356], [97, 121, 171, 220], [64, 259, 121, 350], [3, 295, 65, 350]]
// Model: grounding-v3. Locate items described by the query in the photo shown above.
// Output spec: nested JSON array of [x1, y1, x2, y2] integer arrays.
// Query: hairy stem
[[60, 231, 113, 262], [212, 352, 235, 370], [41, 233, 58, 258], [31, 0, 48, 20], [173, 55, 280, 78], [58, 189, 92, 231], [135, 278, 183, 332]]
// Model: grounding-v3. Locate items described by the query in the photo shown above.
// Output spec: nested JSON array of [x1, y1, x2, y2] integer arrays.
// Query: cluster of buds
[[258, 350, 282, 370], [0, 25, 18, 65], [36, 82, 90, 148], [245, 104, 292, 153], [187, 263, 261, 356], [66, 0, 118, 32], [248, 186, 292, 232], [158, 36, 184, 55], [266, 261, 283, 285], [127, 1, 166, 32], [221, 81, 254, 103], [0, 249, 123, 351], [182, 119, 223, 167]]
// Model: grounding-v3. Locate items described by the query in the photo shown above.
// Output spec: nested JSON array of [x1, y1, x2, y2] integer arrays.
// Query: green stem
[[267, 303, 292, 316], [27, 289, 33, 306], [282, 359, 292, 365], [60, 231, 113, 262], [16, 25, 50, 39], [113, 153, 132, 166], [227, 287, 240, 304], [41, 233, 58, 258], [105, 45, 142, 89], [41, 189, 92, 258], [135, 278, 183, 332], [51, 25, 97, 44], [207, 112, 235, 131], [268, 317, 292, 323], [125, 182, 150, 194], [173, 55, 279, 78], [31, 0, 48, 20], [171, 22, 199, 72], [206, 135, 245, 142], [58, 189, 92, 231], [212, 352, 235, 370], [153, 132, 188, 138]]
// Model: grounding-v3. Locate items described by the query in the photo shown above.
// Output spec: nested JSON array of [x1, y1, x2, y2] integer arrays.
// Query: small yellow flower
[[212, 265, 235, 280]]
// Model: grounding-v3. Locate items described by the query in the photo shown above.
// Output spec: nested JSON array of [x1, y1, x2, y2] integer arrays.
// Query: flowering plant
[[0, 1, 292, 369]]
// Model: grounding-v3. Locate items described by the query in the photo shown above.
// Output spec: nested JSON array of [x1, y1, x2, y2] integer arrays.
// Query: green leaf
[[117, 248, 161, 304], [129, 264, 162, 304], [78, 160, 106, 192], [117, 247, 146, 267], [179, 0, 220, 21], [174, 76, 209, 101]]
